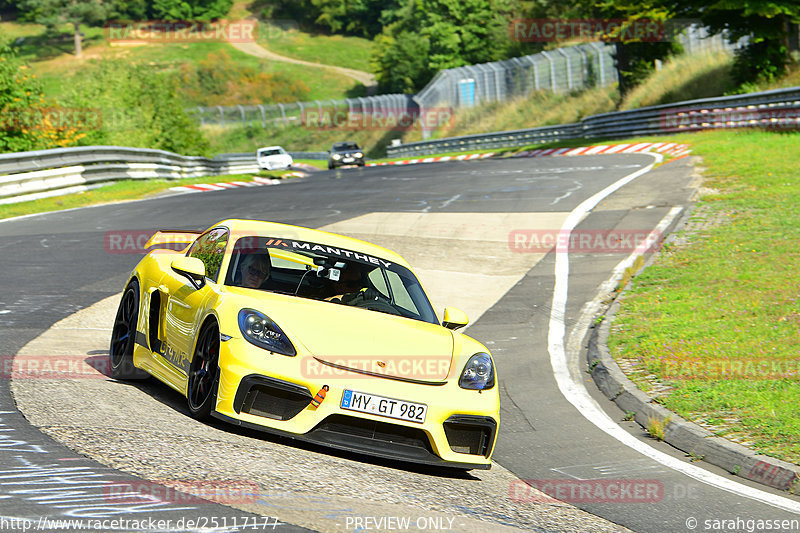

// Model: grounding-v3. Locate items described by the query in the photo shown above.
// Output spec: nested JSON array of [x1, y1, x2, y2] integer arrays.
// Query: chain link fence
[[414, 42, 616, 112], [188, 94, 417, 128], [190, 27, 746, 136]]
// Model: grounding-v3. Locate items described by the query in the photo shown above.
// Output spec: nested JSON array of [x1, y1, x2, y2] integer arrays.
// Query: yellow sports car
[[109, 219, 499, 469]]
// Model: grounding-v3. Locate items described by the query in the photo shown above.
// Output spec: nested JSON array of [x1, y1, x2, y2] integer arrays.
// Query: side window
[[187, 228, 228, 282]]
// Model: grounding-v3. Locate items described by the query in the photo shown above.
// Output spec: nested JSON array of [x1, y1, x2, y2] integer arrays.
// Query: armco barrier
[[2, 86, 799, 204], [0, 147, 260, 205], [388, 86, 800, 157]]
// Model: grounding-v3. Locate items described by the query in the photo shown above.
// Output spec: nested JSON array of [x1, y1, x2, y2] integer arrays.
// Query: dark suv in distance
[[328, 141, 365, 169]]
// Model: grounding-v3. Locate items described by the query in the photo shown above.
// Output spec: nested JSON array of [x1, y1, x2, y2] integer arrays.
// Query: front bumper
[[214, 338, 499, 469], [329, 154, 365, 167]]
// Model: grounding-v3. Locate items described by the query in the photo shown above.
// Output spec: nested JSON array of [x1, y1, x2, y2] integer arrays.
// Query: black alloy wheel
[[109, 280, 148, 379], [187, 321, 221, 419]]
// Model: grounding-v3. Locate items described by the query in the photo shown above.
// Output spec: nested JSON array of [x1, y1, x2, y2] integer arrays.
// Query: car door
[[160, 227, 229, 374]]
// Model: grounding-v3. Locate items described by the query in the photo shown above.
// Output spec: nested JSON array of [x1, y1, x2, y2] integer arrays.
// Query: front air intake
[[234, 375, 312, 421]]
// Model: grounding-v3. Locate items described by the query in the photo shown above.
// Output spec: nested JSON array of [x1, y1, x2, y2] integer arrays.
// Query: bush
[[0, 45, 87, 151], [63, 60, 209, 155], [732, 40, 789, 86], [177, 50, 310, 107]]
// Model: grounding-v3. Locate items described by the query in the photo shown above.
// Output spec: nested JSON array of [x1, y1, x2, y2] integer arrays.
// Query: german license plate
[[343, 157, 354, 162], [340, 389, 426, 423]]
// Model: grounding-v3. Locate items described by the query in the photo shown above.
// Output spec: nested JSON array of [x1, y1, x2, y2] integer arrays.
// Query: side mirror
[[442, 307, 469, 330], [171, 256, 206, 290]]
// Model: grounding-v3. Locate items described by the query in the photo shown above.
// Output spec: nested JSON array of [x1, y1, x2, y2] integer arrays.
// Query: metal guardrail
[[288, 151, 328, 160], [0, 147, 260, 205], [223, 151, 328, 160], [387, 86, 800, 157], [2, 87, 798, 205]]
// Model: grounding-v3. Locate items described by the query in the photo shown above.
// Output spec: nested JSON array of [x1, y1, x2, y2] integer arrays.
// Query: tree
[[18, 0, 109, 57], [311, 0, 404, 38], [371, 0, 518, 93], [602, 0, 800, 86], [109, 0, 149, 20], [669, 0, 800, 85], [150, 0, 233, 21], [372, 29, 431, 93], [524, 0, 680, 96]]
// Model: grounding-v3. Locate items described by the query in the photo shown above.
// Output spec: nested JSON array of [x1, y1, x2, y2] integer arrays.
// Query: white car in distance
[[257, 146, 293, 171]]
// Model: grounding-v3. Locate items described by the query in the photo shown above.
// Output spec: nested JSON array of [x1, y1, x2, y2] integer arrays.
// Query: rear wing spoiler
[[144, 229, 202, 252]]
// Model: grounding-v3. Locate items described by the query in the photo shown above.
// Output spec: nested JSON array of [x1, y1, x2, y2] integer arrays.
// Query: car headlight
[[354, 152, 363, 158], [459, 353, 494, 390], [238, 309, 296, 356], [332, 154, 342, 160]]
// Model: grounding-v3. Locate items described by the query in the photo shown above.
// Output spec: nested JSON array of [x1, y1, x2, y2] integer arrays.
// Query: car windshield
[[259, 148, 284, 156], [225, 236, 439, 325], [333, 142, 359, 151]]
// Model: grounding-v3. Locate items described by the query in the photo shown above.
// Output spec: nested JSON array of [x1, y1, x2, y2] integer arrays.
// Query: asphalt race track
[[1, 155, 799, 532]]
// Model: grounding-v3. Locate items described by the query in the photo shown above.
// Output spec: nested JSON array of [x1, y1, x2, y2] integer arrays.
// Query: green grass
[[608, 129, 800, 464], [0, 21, 49, 42], [3, 20, 363, 103], [117, 42, 360, 101], [619, 50, 735, 110], [403, 84, 620, 143], [5, 23, 106, 63], [28, 40, 360, 102], [257, 19, 373, 74], [0, 171, 291, 221]]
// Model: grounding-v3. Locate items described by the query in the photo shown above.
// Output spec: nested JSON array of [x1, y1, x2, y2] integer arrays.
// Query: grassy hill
[[1, 6, 373, 103]]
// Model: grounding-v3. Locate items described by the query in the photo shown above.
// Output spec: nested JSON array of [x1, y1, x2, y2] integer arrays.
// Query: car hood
[[241, 293, 454, 381]]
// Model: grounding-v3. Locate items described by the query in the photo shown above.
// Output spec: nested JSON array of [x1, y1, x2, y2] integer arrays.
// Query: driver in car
[[324, 266, 365, 302]]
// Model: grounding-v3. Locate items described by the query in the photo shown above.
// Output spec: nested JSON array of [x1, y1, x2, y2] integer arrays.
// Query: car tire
[[358, 162, 365, 167], [109, 280, 149, 380], [328, 162, 334, 170], [186, 319, 220, 420]]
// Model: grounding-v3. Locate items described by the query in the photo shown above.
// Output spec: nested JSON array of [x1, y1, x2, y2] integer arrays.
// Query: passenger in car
[[235, 254, 271, 289]]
